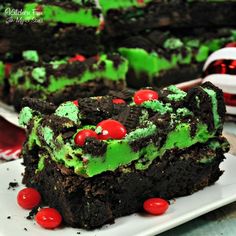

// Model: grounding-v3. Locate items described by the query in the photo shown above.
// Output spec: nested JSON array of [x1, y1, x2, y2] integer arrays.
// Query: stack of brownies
[[0, 0, 234, 229]]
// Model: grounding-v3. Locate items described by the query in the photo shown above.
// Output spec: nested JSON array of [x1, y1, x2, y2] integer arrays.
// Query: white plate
[[0, 153, 236, 236], [0, 101, 18, 126]]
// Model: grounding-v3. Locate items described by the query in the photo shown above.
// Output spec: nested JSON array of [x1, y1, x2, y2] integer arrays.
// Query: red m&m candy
[[134, 89, 158, 105], [68, 54, 86, 63], [97, 119, 127, 140], [17, 188, 41, 209], [35, 5, 43, 14], [143, 198, 169, 215], [73, 100, 79, 106], [74, 129, 98, 147], [35, 208, 62, 229], [112, 98, 126, 104], [137, 0, 144, 4], [5, 63, 12, 78]]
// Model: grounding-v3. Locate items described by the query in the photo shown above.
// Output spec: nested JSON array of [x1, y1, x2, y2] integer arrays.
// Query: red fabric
[[0, 116, 26, 161]]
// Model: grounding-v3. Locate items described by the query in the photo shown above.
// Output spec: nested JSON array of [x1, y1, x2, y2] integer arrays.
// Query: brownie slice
[[1, 51, 128, 111], [22, 137, 229, 229], [99, 0, 236, 36], [20, 82, 229, 229], [0, 0, 101, 59], [106, 28, 236, 88]]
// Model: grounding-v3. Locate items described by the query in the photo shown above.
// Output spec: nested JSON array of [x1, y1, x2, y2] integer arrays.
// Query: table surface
[[160, 122, 236, 236]]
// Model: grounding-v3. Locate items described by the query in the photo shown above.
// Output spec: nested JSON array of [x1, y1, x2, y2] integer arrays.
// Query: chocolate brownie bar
[[111, 28, 236, 88], [1, 51, 128, 110], [0, 0, 101, 59], [99, 0, 236, 36], [20, 82, 229, 229]]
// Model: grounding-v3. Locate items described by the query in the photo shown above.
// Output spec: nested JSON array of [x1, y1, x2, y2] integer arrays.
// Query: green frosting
[[20, 3, 100, 26], [118, 47, 191, 79], [164, 38, 184, 50], [32, 67, 46, 83], [37, 153, 47, 172], [142, 100, 173, 114], [166, 85, 187, 101], [28, 118, 42, 150], [167, 85, 186, 95], [125, 123, 157, 142], [22, 50, 39, 63], [167, 93, 186, 101], [195, 45, 209, 62], [0, 61, 4, 85], [55, 102, 79, 123], [177, 108, 193, 117], [42, 126, 54, 145], [119, 31, 236, 80], [196, 96, 201, 108], [100, 0, 229, 14], [23, 84, 225, 177], [35, 120, 216, 177], [203, 88, 220, 129], [13, 3, 100, 27], [99, 0, 153, 13], [186, 39, 200, 48], [50, 59, 67, 69], [19, 107, 34, 127]]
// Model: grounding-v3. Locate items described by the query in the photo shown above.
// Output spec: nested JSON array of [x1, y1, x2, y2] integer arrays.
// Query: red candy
[[97, 119, 127, 140], [17, 188, 41, 210], [134, 89, 158, 105], [73, 100, 79, 106], [143, 198, 169, 215], [112, 98, 126, 104], [68, 54, 86, 63], [137, 0, 144, 4], [35, 5, 43, 14], [74, 129, 98, 147], [35, 208, 62, 229], [4, 63, 12, 78], [225, 42, 236, 48]]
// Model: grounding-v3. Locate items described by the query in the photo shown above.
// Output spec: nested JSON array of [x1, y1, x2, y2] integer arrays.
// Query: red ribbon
[[0, 117, 25, 161]]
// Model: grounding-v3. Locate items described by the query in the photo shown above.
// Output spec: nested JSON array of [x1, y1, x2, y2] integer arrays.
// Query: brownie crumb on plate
[[8, 182, 19, 190]]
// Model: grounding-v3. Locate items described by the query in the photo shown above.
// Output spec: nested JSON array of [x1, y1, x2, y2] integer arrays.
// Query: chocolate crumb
[[24, 228, 28, 231], [8, 182, 19, 190], [77, 232, 81, 235], [26, 206, 39, 220], [7, 216, 11, 219]]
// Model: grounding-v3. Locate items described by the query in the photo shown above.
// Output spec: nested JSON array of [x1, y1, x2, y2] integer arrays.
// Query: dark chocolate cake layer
[[0, 24, 100, 59]]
